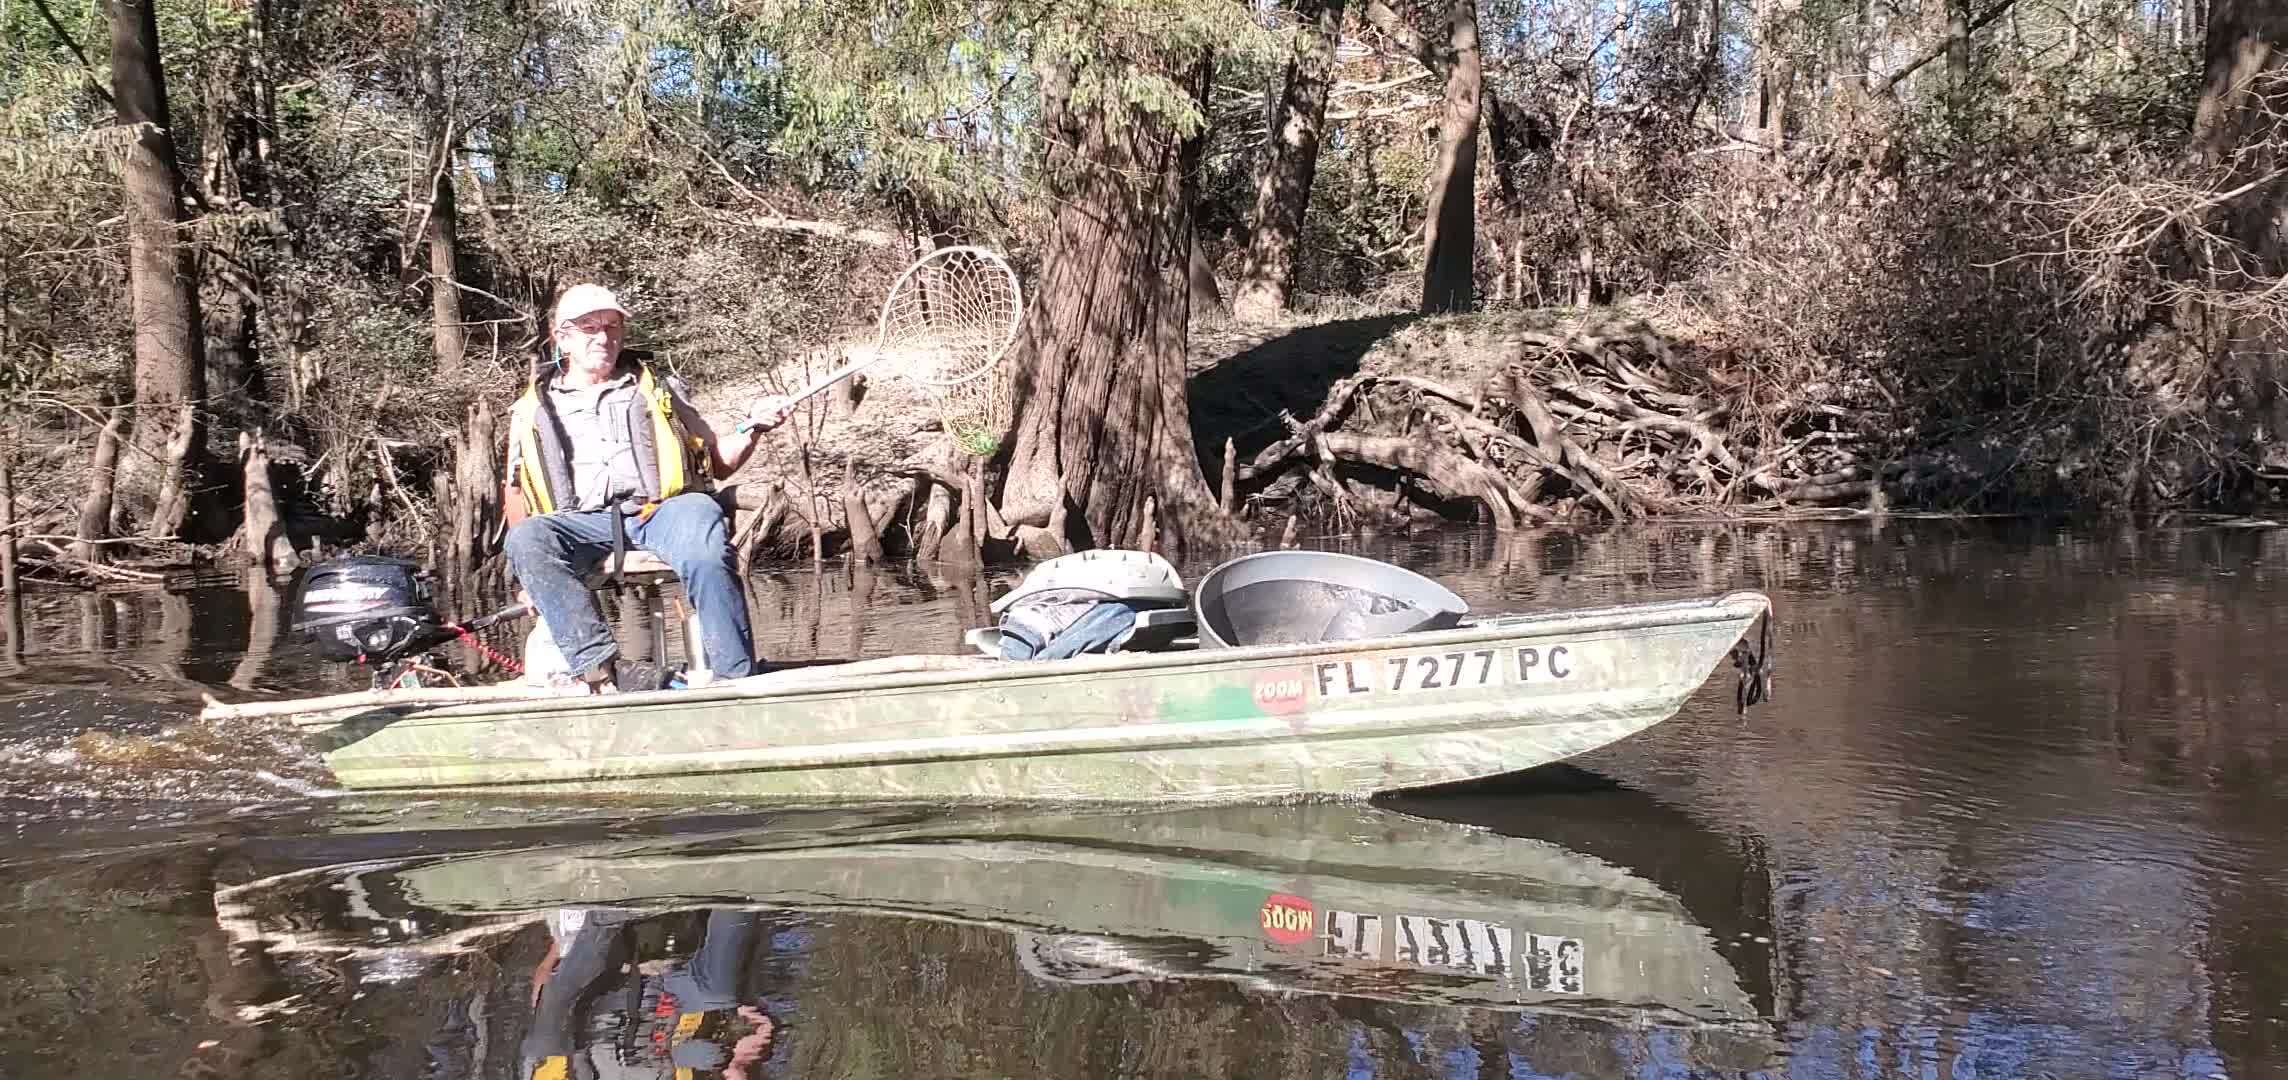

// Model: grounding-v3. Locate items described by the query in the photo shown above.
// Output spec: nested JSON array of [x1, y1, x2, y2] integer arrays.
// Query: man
[[503, 283, 791, 693]]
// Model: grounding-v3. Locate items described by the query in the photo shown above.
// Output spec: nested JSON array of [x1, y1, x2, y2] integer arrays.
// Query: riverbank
[[8, 302, 2286, 588]]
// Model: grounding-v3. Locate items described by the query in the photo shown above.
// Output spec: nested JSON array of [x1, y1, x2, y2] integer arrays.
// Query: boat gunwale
[[372, 590, 1772, 723]]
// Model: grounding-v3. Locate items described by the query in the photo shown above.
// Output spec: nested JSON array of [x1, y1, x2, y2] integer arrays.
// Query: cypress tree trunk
[[0, 454, 16, 597], [108, 0, 209, 540], [995, 56, 1238, 554], [1188, 227, 1226, 315], [74, 396, 129, 565], [1745, 0, 1799, 141], [1946, 0, 1972, 85], [1418, 0, 1482, 313], [237, 430, 293, 572], [418, 0, 466, 371], [1481, 88, 1548, 300], [841, 459, 883, 564], [2193, 0, 2288, 466], [423, 141, 466, 370], [2196, 0, 2287, 254], [200, 43, 266, 430], [0, 427, 13, 665], [450, 399, 501, 574], [1, 589, 17, 669], [1231, 0, 1345, 322], [1361, 0, 1483, 311]]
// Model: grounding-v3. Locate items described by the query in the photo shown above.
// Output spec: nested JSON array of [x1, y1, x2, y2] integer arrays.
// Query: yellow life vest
[[506, 359, 710, 515]]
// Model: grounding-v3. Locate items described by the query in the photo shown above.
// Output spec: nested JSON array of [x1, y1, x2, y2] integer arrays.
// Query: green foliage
[[739, 0, 1278, 222], [950, 420, 1001, 456]]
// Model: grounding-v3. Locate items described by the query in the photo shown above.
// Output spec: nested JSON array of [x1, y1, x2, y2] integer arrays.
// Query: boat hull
[[317, 591, 1771, 801]]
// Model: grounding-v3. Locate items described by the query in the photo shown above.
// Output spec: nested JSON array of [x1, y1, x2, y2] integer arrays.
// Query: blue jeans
[[660, 910, 763, 1070], [1000, 601, 1140, 660], [504, 492, 755, 678]]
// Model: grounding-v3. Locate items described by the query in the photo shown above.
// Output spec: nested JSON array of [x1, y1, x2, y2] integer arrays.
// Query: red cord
[[451, 622, 525, 675]]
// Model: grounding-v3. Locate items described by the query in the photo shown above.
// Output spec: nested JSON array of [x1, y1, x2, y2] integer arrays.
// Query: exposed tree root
[[1311, 432, 1541, 528], [1223, 318, 1887, 528], [702, 310, 1915, 562]]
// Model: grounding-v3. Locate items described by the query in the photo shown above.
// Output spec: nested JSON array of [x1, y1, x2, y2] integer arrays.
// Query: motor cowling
[[290, 555, 441, 663]]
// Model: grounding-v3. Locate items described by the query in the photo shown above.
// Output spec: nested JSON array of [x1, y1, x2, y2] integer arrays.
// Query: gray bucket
[[1192, 550, 1469, 649]]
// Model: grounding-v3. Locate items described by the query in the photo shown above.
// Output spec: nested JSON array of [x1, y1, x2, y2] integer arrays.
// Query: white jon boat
[[214, 550, 1775, 802]]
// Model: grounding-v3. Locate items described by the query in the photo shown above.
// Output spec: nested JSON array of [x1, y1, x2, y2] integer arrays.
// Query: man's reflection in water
[[521, 907, 778, 1080]]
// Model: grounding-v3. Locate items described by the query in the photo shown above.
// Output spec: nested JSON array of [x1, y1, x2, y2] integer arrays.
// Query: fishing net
[[927, 358, 1013, 457], [873, 246, 1022, 457]]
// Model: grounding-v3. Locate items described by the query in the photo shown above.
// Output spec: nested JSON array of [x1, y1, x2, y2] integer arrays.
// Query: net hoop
[[873, 245, 1023, 389]]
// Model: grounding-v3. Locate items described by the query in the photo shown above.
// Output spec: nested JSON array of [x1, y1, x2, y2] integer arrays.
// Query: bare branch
[[1359, 0, 1444, 74], [1329, 71, 1433, 100], [714, 213, 898, 247], [27, 0, 116, 107]]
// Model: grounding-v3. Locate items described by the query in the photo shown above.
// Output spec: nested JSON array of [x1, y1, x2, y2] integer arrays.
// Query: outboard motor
[[290, 555, 442, 664]]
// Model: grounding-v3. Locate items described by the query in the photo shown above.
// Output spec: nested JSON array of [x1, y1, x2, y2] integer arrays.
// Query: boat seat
[[574, 487, 744, 588], [552, 550, 691, 674], [584, 548, 679, 585], [964, 607, 1198, 657]]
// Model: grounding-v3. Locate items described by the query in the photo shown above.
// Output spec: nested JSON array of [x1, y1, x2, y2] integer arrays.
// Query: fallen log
[[1214, 332, 1885, 524], [1410, 403, 1571, 504], [1240, 375, 1374, 481], [21, 543, 167, 583], [1313, 431, 1536, 530], [1381, 374, 1482, 411], [1784, 478, 1880, 503]]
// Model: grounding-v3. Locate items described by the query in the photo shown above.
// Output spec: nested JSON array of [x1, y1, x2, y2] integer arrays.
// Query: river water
[[0, 519, 2281, 1078]]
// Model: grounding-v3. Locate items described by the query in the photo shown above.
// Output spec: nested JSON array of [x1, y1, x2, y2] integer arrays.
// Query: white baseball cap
[[553, 283, 629, 325]]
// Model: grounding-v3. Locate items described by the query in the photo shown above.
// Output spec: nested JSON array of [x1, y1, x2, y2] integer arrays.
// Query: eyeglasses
[[558, 316, 624, 336]]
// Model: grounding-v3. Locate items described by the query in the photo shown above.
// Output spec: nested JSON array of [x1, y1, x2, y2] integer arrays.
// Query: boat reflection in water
[[215, 778, 1779, 1077]]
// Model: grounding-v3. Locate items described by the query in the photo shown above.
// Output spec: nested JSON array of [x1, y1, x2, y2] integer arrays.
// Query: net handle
[[775, 347, 887, 412]]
